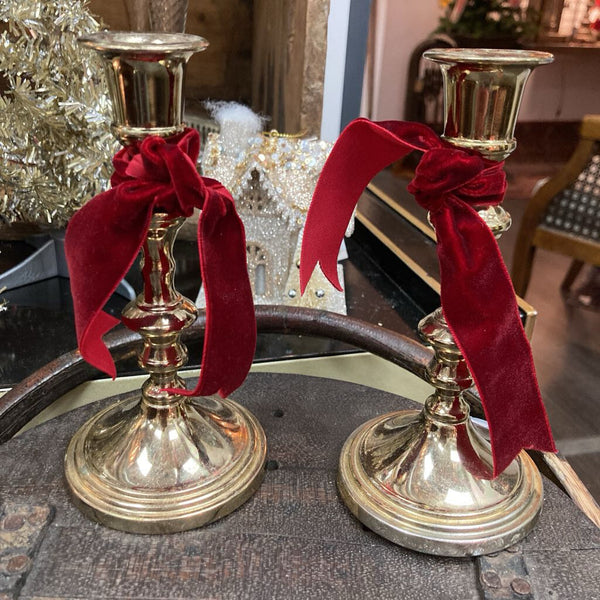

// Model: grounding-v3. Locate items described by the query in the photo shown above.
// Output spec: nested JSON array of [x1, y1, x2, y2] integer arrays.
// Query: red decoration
[[65, 128, 256, 398], [300, 118, 556, 476], [591, 0, 600, 31]]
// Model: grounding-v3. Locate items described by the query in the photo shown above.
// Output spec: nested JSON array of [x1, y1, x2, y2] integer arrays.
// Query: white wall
[[518, 52, 600, 120], [368, 1, 600, 122], [321, 0, 352, 141], [368, 0, 440, 120]]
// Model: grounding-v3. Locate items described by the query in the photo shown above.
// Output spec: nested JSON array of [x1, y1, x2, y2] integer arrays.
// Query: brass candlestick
[[64, 32, 266, 534], [338, 49, 553, 556]]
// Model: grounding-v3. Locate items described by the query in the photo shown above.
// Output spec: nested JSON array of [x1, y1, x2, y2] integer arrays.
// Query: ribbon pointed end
[[321, 259, 343, 292], [299, 258, 317, 295], [79, 312, 120, 380], [300, 259, 342, 295]]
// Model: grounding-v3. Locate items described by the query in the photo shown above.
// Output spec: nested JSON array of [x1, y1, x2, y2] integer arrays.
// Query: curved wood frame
[[512, 115, 600, 297], [2, 304, 598, 525], [0, 305, 433, 444]]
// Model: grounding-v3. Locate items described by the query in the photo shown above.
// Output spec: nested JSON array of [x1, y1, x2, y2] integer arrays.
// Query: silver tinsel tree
[[0, 0, 116, 230]]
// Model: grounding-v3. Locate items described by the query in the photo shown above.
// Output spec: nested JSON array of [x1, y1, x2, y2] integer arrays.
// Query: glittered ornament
[[200, 102, 350, 314]]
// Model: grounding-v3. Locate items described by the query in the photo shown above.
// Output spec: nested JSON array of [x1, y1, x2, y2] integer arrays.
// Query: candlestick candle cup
[[337, 49, 553, 556], [64, 32, 266, 534]]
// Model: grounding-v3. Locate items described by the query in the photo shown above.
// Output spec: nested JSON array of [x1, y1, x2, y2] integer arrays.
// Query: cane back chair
[[512, 115, 600, 298]]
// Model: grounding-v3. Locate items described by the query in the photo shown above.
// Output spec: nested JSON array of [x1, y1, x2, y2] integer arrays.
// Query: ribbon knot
[[115, 132, 206, 219], [299, 118, 555, 476], [408, 147, 506, 214], [123, 138, 171, 182], [65, 127, 256, 399]]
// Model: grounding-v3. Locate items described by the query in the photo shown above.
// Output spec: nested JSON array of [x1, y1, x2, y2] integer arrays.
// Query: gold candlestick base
[[338, 307, 544, 556], [337, 49, 553, 556], [338, 410, 542, 557], [65, 393, 265, 534], [64, 34, 267, 533]]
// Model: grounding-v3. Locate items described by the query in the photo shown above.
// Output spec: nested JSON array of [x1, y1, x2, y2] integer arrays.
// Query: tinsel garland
[[0, 0, 116, 229]]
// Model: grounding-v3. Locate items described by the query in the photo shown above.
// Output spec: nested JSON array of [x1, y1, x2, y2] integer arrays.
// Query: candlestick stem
[[64, 32, 266, 533], [338, 48, 553, 556]]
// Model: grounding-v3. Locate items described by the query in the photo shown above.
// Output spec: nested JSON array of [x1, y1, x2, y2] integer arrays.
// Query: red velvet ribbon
[[65, 128, 256, 398], [300, 118, 556, 475]]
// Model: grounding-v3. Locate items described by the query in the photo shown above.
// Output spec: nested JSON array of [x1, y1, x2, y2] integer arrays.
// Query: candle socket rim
[[113, 124, 186, 144], [78, 31, 209, 55], [423, 48, 554, 67]]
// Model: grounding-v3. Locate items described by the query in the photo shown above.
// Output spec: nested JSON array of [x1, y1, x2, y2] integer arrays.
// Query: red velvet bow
[[300, 118, 555, 476], [65, 128, 256, 398]]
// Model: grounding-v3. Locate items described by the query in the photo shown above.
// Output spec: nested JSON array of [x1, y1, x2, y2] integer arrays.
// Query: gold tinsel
[[0, 0, 116, 229]]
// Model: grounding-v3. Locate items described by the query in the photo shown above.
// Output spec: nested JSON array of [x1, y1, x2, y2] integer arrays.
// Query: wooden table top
[[1, 373, 598, 599]]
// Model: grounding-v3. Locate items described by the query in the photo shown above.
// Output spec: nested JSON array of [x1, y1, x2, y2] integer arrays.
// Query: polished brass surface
[[79, 32, 208, 142], [477, 205, 512, 238], [424, 48, 553, 161], [338, 307, 543, 556], [338, 417, 542, 556], [338, 49, 552, 555], [65, 33, 266, 533], [65, 392, 266, 534]]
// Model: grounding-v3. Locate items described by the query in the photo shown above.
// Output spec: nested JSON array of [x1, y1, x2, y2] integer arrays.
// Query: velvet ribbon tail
[[172, 178, 256, 398], [65, 128, 256, 399], [65, 188, 153, 379], [300, 118, 440, 292], [299, 117, 556, 476], [431, 199, 556, 475]]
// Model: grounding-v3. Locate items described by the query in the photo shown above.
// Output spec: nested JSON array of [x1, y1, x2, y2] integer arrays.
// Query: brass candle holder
[[64, 32, 266, 534], [338, 49, 553, 556]]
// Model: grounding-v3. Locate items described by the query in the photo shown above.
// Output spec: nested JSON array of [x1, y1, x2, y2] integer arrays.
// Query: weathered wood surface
[[0, 373, 598, 599], [89, 0, 254, 103], [252, 0, 329, 135]]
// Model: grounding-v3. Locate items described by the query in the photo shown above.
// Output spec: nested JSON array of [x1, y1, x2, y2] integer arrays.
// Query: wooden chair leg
[[560, 259, 585, 296]]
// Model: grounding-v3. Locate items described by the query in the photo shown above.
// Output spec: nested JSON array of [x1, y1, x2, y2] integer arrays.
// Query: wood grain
[[0, 373, 598, 599], [251, 0, 328, 134], [88, 0, 254, 103]]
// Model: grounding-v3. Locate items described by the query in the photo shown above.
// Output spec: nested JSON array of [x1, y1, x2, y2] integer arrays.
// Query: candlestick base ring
[[338, 410, 543, 557], [65, 392, 266, 534]]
